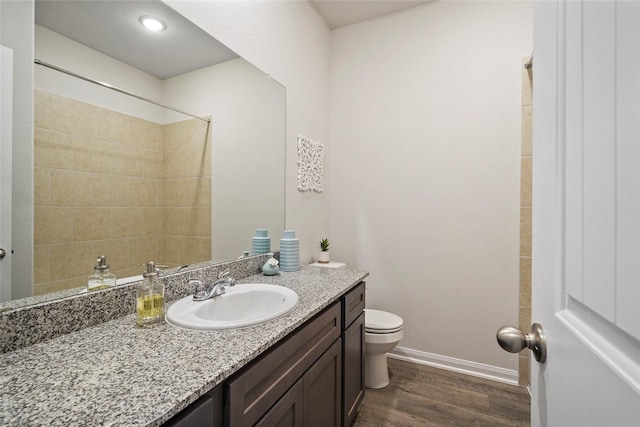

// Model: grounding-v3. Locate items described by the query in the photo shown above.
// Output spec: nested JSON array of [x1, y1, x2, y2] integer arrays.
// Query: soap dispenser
[[136, 261, 165, 327], [87, 255, 116, 291]]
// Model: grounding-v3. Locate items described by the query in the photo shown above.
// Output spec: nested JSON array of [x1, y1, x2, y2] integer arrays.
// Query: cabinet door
[[303, 339, 342, 427], [342, 311, 365, 427], [255, 379, 304, 427], [342, 282, 365, 329], [162, 395, 214, 427], [226, 303, 341, 426]]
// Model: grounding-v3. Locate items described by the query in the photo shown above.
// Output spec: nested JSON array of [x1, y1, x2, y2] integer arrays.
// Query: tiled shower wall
[[519, 58, 533, 386], [33, 90, 210, 295]]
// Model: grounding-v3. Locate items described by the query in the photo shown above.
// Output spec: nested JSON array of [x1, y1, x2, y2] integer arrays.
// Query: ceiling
[[310, 0, 434, 29], [35, 0, 239, 79], [35, 0, 433, 80]]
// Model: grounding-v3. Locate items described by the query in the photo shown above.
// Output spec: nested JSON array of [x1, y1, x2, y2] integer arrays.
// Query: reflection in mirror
[[2, 0, 285, 305], [34, 84, 212, 294]]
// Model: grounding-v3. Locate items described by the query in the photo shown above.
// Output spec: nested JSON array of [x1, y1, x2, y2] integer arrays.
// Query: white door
[[0, 46, 12, 302], [531, 1, 640, 426]]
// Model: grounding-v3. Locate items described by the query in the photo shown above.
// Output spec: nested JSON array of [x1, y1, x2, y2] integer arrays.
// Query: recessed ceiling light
[[139, 15, 166, 32]]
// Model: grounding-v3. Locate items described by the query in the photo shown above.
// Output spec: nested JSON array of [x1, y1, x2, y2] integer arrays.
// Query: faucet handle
[[189, 279, 206, 299], [218, 270, 230, 279]]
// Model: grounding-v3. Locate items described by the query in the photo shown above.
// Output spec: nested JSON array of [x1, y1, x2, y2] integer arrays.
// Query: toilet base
[[365, 352, 390, 389]]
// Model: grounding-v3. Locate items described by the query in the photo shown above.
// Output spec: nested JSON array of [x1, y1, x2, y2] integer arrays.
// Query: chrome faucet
[[190, 270, 236, 301]]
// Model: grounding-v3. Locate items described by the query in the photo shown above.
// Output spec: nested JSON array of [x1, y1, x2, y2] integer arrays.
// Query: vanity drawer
[[342, 282, 365, 330], [225, 302, 341, 426]]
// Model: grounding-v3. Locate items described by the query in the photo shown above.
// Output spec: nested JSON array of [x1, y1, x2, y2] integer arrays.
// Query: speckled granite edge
[[0, 254, 272, 353]]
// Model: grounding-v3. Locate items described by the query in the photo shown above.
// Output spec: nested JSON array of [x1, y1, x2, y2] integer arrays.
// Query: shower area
[[33, 64, 211, 295], [519, 56, 533, 386]]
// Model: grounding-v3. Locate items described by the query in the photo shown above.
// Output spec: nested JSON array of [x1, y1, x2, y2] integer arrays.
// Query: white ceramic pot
[[318, 251, 330, 264]]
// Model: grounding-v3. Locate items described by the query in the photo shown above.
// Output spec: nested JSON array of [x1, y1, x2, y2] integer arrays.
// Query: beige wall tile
[[143, 208, 163, 236], [49, 241, 95, 281], [176, 177, 212, 208], [163, 119, 210, 152], [130, 178, 159, 207], [195, 177, 212, 208], [162, 179, 179, 207], [181, 237, 211, 265], [111, 208, 144, 239], [163, 147, 210, 179], [34, 167, 51, 207], [34, 278, 80, 296], [519, 256, 532, 308], [519, 306, 531, 333], [520, 207, 532, 257], [518, 354, 530, 386], [50, 94, 93, 138], [143, 149, 163, 180], [163, 208, 190, 236], [92, 239, 130, 273], [92, 107, 128, 143], [521, 156, 532, 208], [129, 237, 162, 267], [34, 245, 51, 284], [94, 174, 129, 206], [50, 170, 91, 206], [162, 236, 182, 266], [522, 106, 533, 156], [163, 178, 211, 208], [34, 128, 74, 170], [191, 208, 211, 238], [111, 143, 144, 177], [34, 207, 73, 244], [73, 207, 112, 241], [114, 266, 142, 280], [34, 89, 52, 129], [73, 136, 113, 174], [35, 92, 214, 292], [128, 116, 163, 151]]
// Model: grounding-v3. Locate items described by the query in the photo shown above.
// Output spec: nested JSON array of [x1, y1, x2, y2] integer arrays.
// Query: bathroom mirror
[[1, 0, 285, 305]]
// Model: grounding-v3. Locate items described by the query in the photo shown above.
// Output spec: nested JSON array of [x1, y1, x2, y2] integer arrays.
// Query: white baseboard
[[389, 346, 520, 386]]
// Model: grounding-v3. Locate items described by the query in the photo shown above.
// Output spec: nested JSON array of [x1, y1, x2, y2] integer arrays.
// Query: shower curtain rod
[[34, 59, 210, 123]]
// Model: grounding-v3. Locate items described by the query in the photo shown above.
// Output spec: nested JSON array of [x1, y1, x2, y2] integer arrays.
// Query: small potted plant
[[318, 238, 330, 264]]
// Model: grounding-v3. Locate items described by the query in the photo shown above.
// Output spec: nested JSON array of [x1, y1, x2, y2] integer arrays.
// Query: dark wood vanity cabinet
[[341, 282, 366, 427], [226, 302, 342, 426], [163, 282, 366, 427]]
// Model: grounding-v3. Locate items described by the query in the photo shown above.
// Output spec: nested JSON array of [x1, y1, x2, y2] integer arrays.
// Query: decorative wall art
[[297, 135, 324, 192]]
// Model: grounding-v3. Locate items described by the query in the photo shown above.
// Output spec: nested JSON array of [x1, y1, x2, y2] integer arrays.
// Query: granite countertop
[[0, 266, 368, 427]]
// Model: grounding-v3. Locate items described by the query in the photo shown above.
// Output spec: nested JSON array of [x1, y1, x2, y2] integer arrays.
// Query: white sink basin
[[166, 283, 298, 330]]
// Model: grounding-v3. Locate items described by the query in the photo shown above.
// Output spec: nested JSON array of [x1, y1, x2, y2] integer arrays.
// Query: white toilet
[[364, 308, 404, 389]]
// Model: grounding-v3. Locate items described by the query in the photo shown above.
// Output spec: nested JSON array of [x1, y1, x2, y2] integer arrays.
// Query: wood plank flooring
[[353, 358, 530, 427]]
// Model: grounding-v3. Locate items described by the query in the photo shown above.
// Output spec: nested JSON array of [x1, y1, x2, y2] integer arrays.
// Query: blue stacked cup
[[279, 230, 300, 272], [252, 229, 271, 255]]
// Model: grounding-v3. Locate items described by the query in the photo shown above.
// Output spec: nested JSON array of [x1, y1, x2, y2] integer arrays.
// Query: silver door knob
[[496, 323, 546, 363], [0, 248, 5, 259]]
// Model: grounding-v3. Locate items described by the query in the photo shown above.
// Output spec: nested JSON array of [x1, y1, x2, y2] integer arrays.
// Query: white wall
[[164, 58, 286, 260], [330, 1, 532, 377], [35, 25, 165, 123], [166, 0, 331, 263]]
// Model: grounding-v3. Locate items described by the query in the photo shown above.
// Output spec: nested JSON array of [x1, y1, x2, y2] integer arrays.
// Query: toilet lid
[[364, 309, 403, 333]]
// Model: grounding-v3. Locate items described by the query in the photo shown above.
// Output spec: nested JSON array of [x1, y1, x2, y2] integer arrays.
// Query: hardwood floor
[[353, 358, 530, 427]]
